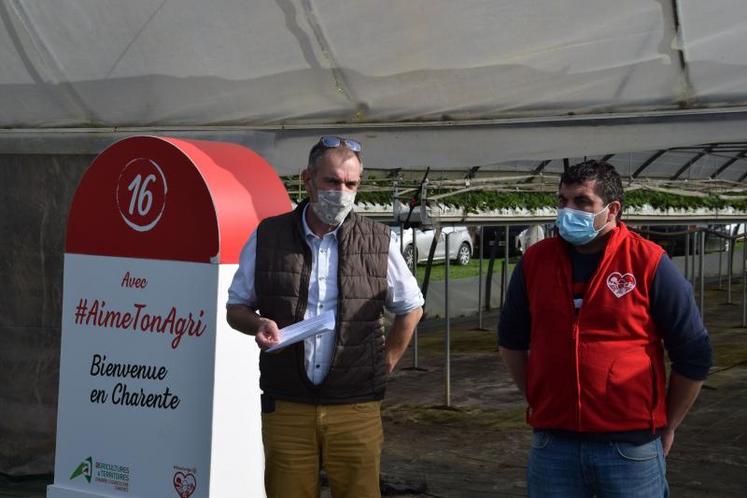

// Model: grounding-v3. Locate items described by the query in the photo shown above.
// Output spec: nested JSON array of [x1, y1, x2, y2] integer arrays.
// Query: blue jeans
[[527, 431, 668, 498]]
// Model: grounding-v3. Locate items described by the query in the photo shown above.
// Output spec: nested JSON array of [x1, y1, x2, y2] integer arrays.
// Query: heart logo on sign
[[607, 272, 636, 298], [173, 471, 197, 498]]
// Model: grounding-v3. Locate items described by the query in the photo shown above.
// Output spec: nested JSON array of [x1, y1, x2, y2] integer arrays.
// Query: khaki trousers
[[262, 400, 383, 498]]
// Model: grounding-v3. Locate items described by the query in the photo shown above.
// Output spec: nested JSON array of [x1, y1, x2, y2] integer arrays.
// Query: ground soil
[[372, 282, 747, 497]]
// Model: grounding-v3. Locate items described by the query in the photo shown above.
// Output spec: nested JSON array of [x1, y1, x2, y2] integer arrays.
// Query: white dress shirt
[[227, 206, 424, 385]]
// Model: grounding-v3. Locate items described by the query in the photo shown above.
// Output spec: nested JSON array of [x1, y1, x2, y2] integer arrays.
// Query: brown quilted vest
[[255, 201, 390, 404]]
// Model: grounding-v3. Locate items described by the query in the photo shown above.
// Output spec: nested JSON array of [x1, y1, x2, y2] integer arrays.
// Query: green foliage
[[624, 190, 747, 210], [441, 191, 557, 213], [354, 190, 559, 213], [281, 175, 747, 211], [416, 259, 517, 282]]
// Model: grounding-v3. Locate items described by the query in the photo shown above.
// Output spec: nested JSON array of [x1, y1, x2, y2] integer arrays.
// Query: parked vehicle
[[475, 225, 540, 258], [391, 226, 474, 267]]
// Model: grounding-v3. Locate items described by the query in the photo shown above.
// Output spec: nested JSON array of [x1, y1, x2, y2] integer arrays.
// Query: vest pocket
[[605, 348, 654, 422], [326, 343, 374, 394]]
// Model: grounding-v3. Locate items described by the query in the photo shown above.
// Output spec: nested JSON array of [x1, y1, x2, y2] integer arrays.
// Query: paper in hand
[[266, 310, 336, 352]]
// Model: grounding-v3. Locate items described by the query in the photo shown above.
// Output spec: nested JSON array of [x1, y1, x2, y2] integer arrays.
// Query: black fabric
[[261, 393, 276, 414], [540, 428, 662, 445]]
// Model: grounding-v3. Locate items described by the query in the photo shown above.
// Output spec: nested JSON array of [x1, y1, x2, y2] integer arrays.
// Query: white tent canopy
[[5, 1, 747, 477], [2, 0, 747, 176]]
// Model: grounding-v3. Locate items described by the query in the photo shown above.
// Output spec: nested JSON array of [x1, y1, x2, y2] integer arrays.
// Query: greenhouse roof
[[2, 1, 747, 181]]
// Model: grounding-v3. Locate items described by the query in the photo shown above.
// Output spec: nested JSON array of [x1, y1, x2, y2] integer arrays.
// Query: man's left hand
[[385, 308, 423, 375]]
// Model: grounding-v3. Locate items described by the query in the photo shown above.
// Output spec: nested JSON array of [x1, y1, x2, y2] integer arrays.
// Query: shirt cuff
[[387, 297, 425, 316]]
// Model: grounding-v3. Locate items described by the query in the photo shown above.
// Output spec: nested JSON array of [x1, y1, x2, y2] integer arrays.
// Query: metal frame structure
[[286, 142, 747, 408]]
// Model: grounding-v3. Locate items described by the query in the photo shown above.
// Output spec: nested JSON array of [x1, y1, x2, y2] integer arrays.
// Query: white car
[[391, 226, 474, 267]]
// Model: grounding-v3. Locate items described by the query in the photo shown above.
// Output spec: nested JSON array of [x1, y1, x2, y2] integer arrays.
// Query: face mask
[[555, 205, 610, 246], [311, 189, 356, 226]]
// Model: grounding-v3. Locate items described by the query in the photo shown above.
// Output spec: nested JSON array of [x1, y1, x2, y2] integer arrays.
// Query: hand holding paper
[[255, 318, 281, 350], [266, 310, 336, 352]]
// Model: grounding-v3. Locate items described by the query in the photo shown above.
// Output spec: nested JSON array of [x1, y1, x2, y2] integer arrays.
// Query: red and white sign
[[115, 158, 168, 232], [49, 136, 291, 498]]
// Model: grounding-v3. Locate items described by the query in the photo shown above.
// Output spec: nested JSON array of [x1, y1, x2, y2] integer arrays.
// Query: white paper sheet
[[265, 311, 336, 353]]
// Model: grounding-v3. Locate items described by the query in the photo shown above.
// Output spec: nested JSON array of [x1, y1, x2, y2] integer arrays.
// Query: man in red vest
[[499, 160, 712, 497]]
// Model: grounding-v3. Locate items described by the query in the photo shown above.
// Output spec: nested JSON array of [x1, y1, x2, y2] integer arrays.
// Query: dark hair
[[560, 159, 624, 217]]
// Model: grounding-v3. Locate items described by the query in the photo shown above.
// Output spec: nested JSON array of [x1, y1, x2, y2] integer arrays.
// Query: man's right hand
[[226, 305, 282, 351], [256, 319, 281, 350]]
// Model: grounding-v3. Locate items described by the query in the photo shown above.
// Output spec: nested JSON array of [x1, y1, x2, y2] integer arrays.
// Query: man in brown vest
[[226, 136, 424, 498]]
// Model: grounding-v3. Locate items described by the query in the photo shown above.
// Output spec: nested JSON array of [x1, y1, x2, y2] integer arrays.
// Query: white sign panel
[[52, 254, 216, 498]]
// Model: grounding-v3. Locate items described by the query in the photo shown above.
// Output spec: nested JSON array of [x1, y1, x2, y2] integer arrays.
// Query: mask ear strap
[[599, 204, 611, 219], [594, 204, 612, 234]]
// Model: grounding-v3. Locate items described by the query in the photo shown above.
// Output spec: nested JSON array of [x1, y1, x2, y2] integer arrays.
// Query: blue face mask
[[555, 205, 610, 246]]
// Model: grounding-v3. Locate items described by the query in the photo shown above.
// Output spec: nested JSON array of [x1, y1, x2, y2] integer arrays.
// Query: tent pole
[[478, 226, 484, 330], [728, 231, 734, 304], [444, 232, 451, 407]]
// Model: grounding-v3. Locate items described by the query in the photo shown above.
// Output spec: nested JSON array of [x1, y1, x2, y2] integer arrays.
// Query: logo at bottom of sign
[[70, 456, 130, 492], [173, 466, 198, 498], [69, 456, 92, 483]]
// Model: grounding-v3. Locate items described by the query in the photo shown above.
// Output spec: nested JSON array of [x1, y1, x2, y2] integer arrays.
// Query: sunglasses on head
[[318, 136, 362, 152]]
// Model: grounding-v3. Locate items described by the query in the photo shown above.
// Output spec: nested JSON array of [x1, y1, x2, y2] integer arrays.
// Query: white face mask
[[311, 189, 356, 226]]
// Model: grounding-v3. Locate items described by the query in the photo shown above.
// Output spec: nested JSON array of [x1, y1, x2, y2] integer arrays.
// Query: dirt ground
[[373, 282, 747, 497], [3, 281, 747, 498]]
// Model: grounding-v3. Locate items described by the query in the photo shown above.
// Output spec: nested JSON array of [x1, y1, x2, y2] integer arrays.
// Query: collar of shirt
[[301, 204, 343, 242]]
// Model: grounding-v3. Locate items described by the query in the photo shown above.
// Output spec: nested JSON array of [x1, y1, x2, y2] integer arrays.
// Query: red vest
[[522, 223, 667, 432]]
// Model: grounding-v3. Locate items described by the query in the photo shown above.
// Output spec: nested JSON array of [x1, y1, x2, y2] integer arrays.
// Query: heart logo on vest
[[607, 272, 636, 298], [173, 471, 197, 498]]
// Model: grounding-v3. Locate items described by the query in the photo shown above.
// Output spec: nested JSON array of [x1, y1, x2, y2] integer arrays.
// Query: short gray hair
[[307, 146, 362, 176]]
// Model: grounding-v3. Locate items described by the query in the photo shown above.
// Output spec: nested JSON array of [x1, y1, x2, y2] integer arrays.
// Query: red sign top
[[66, 136, 291, 264]]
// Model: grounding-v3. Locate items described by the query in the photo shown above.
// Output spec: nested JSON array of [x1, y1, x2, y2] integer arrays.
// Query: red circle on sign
[[115, 158, 168, 232]]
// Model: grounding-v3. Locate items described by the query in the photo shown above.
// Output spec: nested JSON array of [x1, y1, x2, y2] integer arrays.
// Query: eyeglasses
[[318, 136, 362, 152], [308, 136, 362, 167]]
